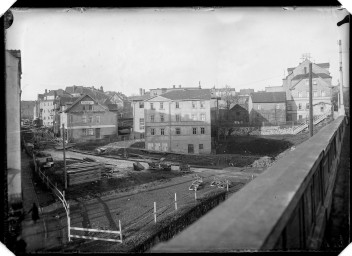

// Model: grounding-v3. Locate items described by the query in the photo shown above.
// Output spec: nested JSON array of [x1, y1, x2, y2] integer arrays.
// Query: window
[[88, 128, 94, 135], [176, 128, 181, 135], [321, 90, 326, 97], [199, 144, 204, 150], [176, 102, 180, 108], [200, 114, 206, 121], [88, 116, 93, 123], [82, 128, 87, 135], [299, 115, 303, 120], [191, 114, 197, 121], [306, 91, 310, 98], [306, 103, 310, 109], [139, 102, 144, 108], [298, 92, 302, 98], [200, 101, 205, 108], [313, 91, 318, 97], [201, 127, 205, 134], [150, 115, 155, 122], [83, 105, 86, 111], [140, 118, 145, 129], [257, 105, 261, 110], [151, 128, 155, 135], [193, 128, 197, 134], [298, 103, 302, 110], [96, 116, 100, 123], [176, 115, 181, 122], [276, 104, 280, 109], [82, 116, 87, 123], [160, 114, 164, 122], [150, 103, 154, 110], [192, 101, 196, 108], [160, 102, 164, 109], [161, 128, 165, 135], [89, 105, 93, 110]]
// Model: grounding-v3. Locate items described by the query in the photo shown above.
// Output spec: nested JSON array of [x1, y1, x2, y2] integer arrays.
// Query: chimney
[[143, 89, 145, 95], [179, 85, 181, 88], [100, 86, 104, 92], [45, 89, 47, 94], [73, 85, 76, 92], [173, 85, 176, 88], [139, 88, 143, 96]]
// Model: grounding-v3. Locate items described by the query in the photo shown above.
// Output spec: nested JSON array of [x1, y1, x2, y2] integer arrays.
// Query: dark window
[[161, 128, 165, 135], [199, 144, 203, 150], [176, 102, 180, 108], [89, 105, 93, 110], [139, 102, 144, 108], [160, 114, 165, 122], [176, 115, 181, 122], [193, 128, 197, 134], [160, 102, 164, 109], [151, 128, 155, 135], [176, 128, 181, 135], [151, 115, 155, 122], [150, 103, 154, 110], [201, 127, 205, 134]]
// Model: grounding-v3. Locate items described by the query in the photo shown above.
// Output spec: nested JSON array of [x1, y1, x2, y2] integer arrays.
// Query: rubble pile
[[251, 156, 275, 168]]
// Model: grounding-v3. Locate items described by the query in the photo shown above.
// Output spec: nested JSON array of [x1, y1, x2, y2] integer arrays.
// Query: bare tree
[[219, 85, 239, 121]]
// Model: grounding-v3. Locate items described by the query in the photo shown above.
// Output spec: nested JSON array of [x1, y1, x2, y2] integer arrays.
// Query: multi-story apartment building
[[248, 92, 287, 125], [129, 93, 152, 139], [144, 89, 211, 154], [282, 59, 333, 121], [61, 94, 117, 142]]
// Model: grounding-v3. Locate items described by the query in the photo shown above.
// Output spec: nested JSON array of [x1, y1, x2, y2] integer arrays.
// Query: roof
[[64, 94, 108, 113], [128, 93, 152, 101], [65, 86, 112, 104], [107, 104, 119, 111], [238, 89, 254, 95], [159, 89, 211, 101], [59, 96, 80, 106], [291, 73, 331, 80], [251, 92, 286, 103], [316, 63, 330, 69]]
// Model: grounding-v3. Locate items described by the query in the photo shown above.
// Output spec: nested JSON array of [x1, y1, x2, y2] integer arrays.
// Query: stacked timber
[[67, 162, 102, 186]]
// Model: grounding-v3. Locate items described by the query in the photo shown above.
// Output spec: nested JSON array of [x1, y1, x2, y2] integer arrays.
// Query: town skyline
[[6, 7, 348, 100]]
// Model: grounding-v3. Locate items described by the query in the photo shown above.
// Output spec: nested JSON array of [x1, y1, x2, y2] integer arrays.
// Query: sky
[[5, 7, 349, 101]]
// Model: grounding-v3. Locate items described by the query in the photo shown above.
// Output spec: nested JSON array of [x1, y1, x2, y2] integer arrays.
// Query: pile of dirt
[[251, 156, 275, 168]]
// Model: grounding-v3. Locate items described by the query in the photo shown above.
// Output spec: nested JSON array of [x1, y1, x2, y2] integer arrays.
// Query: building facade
[[62, 94, 118, 142], [144, 89, 211, 154], [282, 59, 332, 122], [6, 50, 22, 209], [129, 93, 151, 139], [20, 101, 35, 120], [248, 92, 287, 125]]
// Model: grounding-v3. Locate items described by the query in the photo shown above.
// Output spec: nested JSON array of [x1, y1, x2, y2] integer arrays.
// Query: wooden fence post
[[226, 180, 229, 192], [119, 220, 122, 242], [175, 193, 177, 210], [67, 204, 71, 242], [194, 188, 197, 201], [154, 202, 157, 224]]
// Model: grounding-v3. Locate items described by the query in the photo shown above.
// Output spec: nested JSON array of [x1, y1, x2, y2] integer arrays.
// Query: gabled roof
[[238, 89, 254, 95], [251, 92, 286, 103], [107, 104, 119, 111], [316, 63, 330, 69], [158, 89, 211, 101], [64, 94, 108, 113], [65, 86, 111, 104], [59, 96, 80, 106], [292, 72, 331, 80], [128, 93, 152, 101]]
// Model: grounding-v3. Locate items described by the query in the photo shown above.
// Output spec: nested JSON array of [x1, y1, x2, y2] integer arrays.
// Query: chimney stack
[[45, 89, 47, 94], [143, 89, 145, 95], [100, 86, 104, 92], [139, 88, 143, 96], [173, 85, 176, 88]]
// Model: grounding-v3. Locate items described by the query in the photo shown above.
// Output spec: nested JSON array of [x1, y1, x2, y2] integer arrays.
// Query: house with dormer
[[282, 59, 333, 122], [61, 94, 117, 142], [144, 89, 211, 154]]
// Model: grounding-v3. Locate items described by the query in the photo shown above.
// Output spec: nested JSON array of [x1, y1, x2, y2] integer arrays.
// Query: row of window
[[150, 127, 206, 135], [148, 113, 206, 122], [81, 115, 100, 124], [43, 116, 53, 120], [42, 102, 54, 106], [139, 101, 206, 109], [82, 128, 94, 136], [82, 105, 93, 111], [298, 90, 326, 98], [298, 103, 325, 112]]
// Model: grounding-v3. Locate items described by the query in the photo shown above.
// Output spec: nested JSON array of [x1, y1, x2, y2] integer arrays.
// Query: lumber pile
[[67, 162, 102, 186]]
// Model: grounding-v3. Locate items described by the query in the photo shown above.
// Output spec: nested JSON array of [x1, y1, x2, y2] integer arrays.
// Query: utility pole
[[338, 40, 345, 116], [62, 124, 67, 189], [309, 63, 313, 137]]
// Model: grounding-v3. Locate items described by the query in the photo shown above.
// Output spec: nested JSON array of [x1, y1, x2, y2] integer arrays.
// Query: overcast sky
[[6, 7, 348, 100]]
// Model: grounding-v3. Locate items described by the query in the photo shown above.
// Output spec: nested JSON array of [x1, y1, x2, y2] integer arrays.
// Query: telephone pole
[[309, 63, 313, 137], [62, 124, 67, 189], [338, 40, 345, 116]]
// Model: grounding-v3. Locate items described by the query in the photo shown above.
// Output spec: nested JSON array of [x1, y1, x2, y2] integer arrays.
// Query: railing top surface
[[152, 116, 345, 252]]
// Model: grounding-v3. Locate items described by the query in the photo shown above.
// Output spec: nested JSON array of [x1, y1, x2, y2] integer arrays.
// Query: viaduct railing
[[152, 116, 347, 252]]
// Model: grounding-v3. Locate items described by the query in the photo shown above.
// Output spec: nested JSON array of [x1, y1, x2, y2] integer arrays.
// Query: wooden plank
[[67, 167, 101, 173], [67, 163, 102, 169]]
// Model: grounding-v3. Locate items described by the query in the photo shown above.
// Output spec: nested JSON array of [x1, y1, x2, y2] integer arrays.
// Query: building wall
[[249, 102, 286, 124], [132, 101, 146, 138], [40, 99, 55, 127], [144, 97, 211, 154], [20, 101, 35, 120], [65, 96, 117, 142], [6, 51, 22, 205]]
